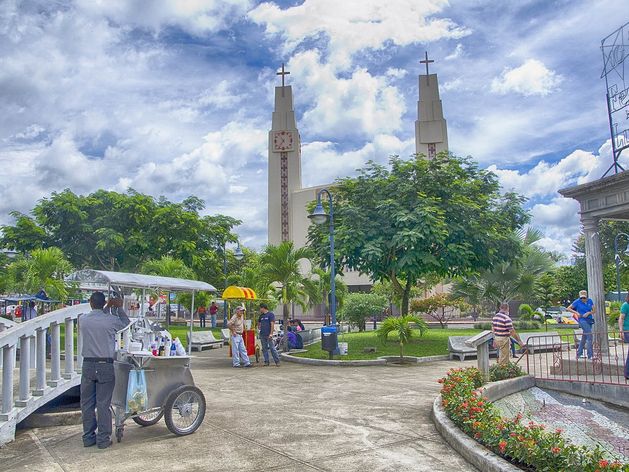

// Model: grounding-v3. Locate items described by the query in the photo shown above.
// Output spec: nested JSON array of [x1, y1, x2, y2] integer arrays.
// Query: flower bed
[[439, 368, 627, 471]]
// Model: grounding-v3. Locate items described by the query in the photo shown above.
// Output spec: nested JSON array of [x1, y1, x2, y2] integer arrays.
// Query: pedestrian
[[619, 292, 629, 380], [79, 291, 128, 449], [23, 301, 37, 321], [227, 306, 252, 368], [197, 304, 207, 328], [492, 302, 523, 366], [258, 303, 280, 366], [566, 290, 595, 360], [209, 301, 218, 328]]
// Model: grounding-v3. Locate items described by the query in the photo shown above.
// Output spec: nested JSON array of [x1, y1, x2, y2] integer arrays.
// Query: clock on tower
[[272, 130, 294, 152]]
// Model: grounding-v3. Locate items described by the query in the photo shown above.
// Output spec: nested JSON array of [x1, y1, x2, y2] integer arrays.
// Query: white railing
[[0, 304, 88, 445]]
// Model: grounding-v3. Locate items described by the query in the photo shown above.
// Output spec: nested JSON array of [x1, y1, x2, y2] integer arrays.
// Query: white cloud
[[289, 51, 406, 139], [491, 59, 563, 96], [75, 0, 252, 35], [385, 68, 408, 79], [301, 134, 414, 187], [445, 43, 464, 60], [249, 0, 470, 69]]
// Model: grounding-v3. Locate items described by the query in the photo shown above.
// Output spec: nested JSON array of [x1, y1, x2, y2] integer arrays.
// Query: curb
[[431, 376, 536, 472], [431, 395, 520, 472], [281, 353, 450, 366], [18, 410, 82, 429]]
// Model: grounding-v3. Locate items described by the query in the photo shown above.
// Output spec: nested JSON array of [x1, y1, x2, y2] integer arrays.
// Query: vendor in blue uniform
[[566, 289, 595, 360]]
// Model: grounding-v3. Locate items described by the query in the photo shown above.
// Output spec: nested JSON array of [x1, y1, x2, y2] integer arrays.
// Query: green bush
[[338, 293, 387, 331], [608, 301, 621, 327], [489, 362, 524, 382], [514, 320, 541, 330], [518, 304, 534, 320], [473, 322, 493, 330]]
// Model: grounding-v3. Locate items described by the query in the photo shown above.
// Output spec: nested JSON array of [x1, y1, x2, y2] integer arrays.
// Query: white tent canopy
[[65, 269, 216, 292]]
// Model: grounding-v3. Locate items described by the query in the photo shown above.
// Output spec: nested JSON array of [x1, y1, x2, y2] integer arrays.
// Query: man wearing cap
[[227, 306, 252, 368], [567, 290, 595, 360], [79, 291, 128, 449], [258, 303, 280, 367]]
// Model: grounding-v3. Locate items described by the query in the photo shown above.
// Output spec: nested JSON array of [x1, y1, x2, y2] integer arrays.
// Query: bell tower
[[268, 64, 302, 246], [415, 52, 449, 159]]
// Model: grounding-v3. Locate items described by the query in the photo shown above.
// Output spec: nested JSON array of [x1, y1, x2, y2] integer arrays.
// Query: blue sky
[[0, 0, 627, 259]]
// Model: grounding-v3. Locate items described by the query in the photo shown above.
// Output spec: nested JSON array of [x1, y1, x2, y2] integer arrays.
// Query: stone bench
[[187, 331, 223, 351], [519, 331, 569, 353], [448, 335, 497, 361]]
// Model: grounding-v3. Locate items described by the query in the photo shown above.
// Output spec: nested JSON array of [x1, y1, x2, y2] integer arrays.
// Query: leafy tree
[[410, 293, 467, 328], [376, 314, 428, 359], [260, 242, 313, 350], [1, 189, 242, 275], [308, 154, 528, 315], [6, 247, 73, 301], [338, 293, 387, 331]]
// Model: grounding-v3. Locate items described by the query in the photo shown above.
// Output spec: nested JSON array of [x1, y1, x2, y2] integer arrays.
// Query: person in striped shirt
[[492, 303, 523, 365]]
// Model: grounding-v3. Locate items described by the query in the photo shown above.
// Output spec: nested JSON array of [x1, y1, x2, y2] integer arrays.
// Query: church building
[[267, 54, 448, 311]]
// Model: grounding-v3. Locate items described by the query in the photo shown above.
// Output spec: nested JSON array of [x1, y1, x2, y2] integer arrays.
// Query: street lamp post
[[221, 240, 244, 327], [613, 232, 629, 302], [308, 188, 337, 326]]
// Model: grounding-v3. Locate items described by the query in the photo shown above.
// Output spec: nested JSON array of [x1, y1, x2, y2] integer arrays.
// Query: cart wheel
[[132, 409, 164, 427], [164, 385, 206, 436], [115, 426, 124, 443]]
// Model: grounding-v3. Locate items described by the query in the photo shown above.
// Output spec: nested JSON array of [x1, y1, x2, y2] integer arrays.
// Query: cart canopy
[[222, 286, 257, 300], [65, 269, 216, 292]]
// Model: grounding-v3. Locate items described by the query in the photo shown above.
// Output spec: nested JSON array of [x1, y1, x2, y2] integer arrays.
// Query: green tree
[[410, 293, 467, 328], [305, 267, 348, 316], [308, 154, 528, 315], [260, 242, 313, 350], [338, 292, 387, 331], [6, 247, 73, 301], [377, 314, 428, 359]]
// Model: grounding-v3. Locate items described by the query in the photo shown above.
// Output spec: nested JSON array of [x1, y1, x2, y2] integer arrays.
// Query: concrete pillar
[[49, 322, 61, 386], [2, 345, 15, 416], [34, 328, 46, 395], [582, 217, 609, 353], [63, 318, 74, 379], [18, 336, 31, 405], [477, 342, 490, 383]]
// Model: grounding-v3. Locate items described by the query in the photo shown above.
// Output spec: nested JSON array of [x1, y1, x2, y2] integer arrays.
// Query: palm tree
[[377, 314, 428, 359], [305, 267, 348, 315], [260, 242, 313, 350], [7, 247, 73, 301]]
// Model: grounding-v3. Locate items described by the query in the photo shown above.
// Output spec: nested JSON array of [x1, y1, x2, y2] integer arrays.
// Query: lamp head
[[308, 202, 329, 225], [234, 243, 244, 261]]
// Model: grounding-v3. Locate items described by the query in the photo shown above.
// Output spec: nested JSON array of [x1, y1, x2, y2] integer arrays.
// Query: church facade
[[267, 55, 449, 307]]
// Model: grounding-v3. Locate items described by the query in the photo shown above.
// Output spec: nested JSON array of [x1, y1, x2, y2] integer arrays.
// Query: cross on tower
[[277, 63, 290, 87], [420, 51, 434, 85]]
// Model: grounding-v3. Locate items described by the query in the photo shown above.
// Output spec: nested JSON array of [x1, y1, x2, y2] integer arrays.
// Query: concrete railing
[[0, 304, 88, 445]]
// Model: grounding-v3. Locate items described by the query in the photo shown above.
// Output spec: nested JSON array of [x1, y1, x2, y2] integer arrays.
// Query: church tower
[[268, 64, 302, 246], [415, 52, 448, 159]]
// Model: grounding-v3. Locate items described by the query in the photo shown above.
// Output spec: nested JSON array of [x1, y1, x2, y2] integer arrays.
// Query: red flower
[[551, 447, 561, 454], [474, 432, 481, 439], [498, 440, 507, 453], [599, 460, 609, 467]]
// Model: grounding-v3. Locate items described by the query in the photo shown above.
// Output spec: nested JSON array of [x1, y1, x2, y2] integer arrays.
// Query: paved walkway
[[0, 350, 477, 472]]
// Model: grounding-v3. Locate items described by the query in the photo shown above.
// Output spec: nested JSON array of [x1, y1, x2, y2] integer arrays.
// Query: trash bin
[[321, 325, 338, 353]]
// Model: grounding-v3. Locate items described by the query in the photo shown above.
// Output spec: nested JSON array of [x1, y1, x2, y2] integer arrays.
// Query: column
[[63, 318, 74, 379], [17, 336, 31, 406], [49, 322, 61, 386], [34, 328, 46, 395], [582, 217, 609, 354], [1, 345, 15, 417]]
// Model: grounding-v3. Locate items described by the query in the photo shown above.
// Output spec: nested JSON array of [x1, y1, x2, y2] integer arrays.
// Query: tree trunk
[[399, 340, 404, 359], [401, 280, 412, 315]]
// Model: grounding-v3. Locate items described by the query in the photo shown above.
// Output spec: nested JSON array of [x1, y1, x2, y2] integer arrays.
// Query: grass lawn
[[293, 327, 549, 360]]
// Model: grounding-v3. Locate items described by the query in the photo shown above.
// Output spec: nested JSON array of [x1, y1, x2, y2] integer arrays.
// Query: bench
[[449, 335, 498, 361], [221, 328, 231, 345], [187, 331, 223, 351], [519, 331, 569, 353]]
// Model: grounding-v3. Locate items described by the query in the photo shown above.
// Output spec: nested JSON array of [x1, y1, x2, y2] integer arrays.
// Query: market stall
[[222, 286, 258, 357], [65, 269, 216, 441]]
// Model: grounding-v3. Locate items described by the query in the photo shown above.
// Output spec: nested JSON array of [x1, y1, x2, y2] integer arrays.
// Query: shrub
[[514, 320, 541, 330], [438, 368, 626, 471], [474, 322, 493, 330], [518, 304, 534, 320], [338, 293, 387, 332], [608, 301, 621, 327], [489, 362, 524, 382]]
